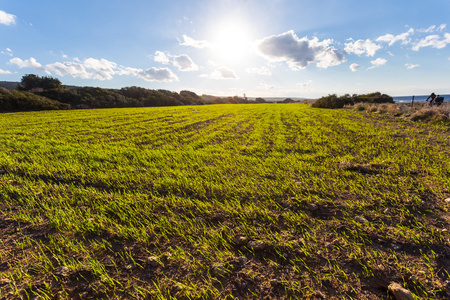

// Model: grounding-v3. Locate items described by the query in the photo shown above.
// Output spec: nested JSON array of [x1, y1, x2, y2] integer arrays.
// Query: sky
[[1, 0, 450, 98]]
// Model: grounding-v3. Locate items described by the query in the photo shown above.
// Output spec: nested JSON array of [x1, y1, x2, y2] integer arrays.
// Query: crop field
[[0, 103, 449, 299]]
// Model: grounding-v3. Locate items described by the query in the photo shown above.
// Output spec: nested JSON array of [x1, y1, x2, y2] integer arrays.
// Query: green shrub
[[352, 92, 394, 104], [0, 90, 68, 111], [312, 94, 353, 108], [355, 104, 366, 111], [312, 92, 394, 109]]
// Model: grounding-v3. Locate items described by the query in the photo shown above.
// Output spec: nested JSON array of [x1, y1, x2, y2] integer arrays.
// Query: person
[[426, 92, 437, 106]]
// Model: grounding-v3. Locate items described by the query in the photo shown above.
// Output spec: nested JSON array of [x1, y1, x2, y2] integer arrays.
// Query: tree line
[[0, 74, 394, 112], [0, 75, 273, 112]]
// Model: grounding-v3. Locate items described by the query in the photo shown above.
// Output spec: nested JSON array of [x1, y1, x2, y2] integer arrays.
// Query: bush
[[355, 104, 366, 111], [312, 92, 394, 109], [312, 94, 353, 109], [410, 109, 435, 121], [410, 106, 450, 122], [0, 90, 68, 111], [0, 87, 9, 95], [352, 92, 394, 104]]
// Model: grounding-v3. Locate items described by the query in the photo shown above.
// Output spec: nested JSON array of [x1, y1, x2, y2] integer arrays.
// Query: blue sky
[[1, 0, 449, 98]]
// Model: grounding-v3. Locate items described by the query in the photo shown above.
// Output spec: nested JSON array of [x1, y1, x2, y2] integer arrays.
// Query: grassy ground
[[0, 103, 449, 299]]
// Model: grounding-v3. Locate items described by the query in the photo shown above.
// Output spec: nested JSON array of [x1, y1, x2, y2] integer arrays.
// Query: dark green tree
[[18, 74, 41, 91], [18, 74, 62, 91]]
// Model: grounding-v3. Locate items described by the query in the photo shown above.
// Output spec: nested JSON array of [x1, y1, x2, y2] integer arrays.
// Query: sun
[[211, 21, 252, 63]]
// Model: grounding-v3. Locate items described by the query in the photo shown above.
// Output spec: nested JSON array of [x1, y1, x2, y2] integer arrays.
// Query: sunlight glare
[[212, 21, 252, 63]]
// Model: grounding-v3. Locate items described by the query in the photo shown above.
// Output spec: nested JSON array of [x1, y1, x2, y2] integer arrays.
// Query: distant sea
[[393, 94, 450, 103]]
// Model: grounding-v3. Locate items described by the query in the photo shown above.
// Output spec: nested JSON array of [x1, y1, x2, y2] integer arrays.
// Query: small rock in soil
[[234, 236, 248, 246], [388, 282, 414, 300], [444, 198, 450, 203], [355, 216, 369, 223], [147, 256, 159, 267], [104, 257, 115, 266], [53, 266, 71, 277], [247, 240, 266, 250], [391, 244, 402, 251], [238, 256, 248, 265], [212, 264, 227, 277]]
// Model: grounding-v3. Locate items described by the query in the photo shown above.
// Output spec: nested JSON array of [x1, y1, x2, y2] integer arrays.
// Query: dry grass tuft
[[351, 102, 450, 122]]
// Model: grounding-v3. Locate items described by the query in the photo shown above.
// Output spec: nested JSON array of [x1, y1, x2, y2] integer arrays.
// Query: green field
[[0, 104, 449, 299]]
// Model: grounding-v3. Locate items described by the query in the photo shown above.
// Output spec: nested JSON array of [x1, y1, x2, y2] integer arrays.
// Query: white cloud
[[315, 47, 346, 68], [297, 80, 312, 91], [376, 28, 414, 46], [181, 16, 192, 24], [419, 25, 436, 33], [134, 67, 178, 82], [0, 10, 16, 26], [405, 63, 420, 69], [246, 66, 272, 76], [180, 35, 211, 48], [210, 67, 238, 79], [345, 39, 381, 57], [83, 58, 117, 80], [154, 51, 198, 71], [412, 33, 450, 51], [417, 24, 447, 33], [256, 30, 345, 70], [9, 56, 179, 82], [172, 54, 198, 71], [154, 51, 170, 64], [349, 63, 360, 72], [45, 58, 118, 80], [0, 68, 12, 74], [1, 48, 13, 56], [45, 61, 90, 79], [9, 57, 44, 71], [368, 58, 387, 69]]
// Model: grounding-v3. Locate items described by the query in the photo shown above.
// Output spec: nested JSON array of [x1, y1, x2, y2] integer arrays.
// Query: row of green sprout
[[0, 103, 448, 298]]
